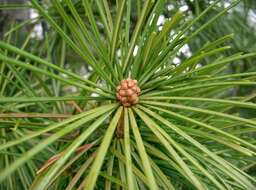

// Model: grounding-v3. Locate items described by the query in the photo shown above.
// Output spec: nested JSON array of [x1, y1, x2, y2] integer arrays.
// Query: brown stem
[[37, 143, 94, 174], [116, 108, 124, 138], [68, 101, 83, 113], [0, 120, 48, 126]]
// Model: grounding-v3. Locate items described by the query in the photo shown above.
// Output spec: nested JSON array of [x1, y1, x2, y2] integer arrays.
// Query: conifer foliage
[[0, 0, 256, 189]]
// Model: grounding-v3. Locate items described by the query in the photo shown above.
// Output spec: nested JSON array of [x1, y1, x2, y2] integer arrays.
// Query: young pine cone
[[116, 79, 141, 107]]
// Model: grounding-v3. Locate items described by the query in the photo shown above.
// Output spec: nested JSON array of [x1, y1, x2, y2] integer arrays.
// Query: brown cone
[[116, 79, 140, 107]]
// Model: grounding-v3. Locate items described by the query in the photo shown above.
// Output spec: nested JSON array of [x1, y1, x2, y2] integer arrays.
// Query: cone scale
[[116, 79, 141, 107]]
